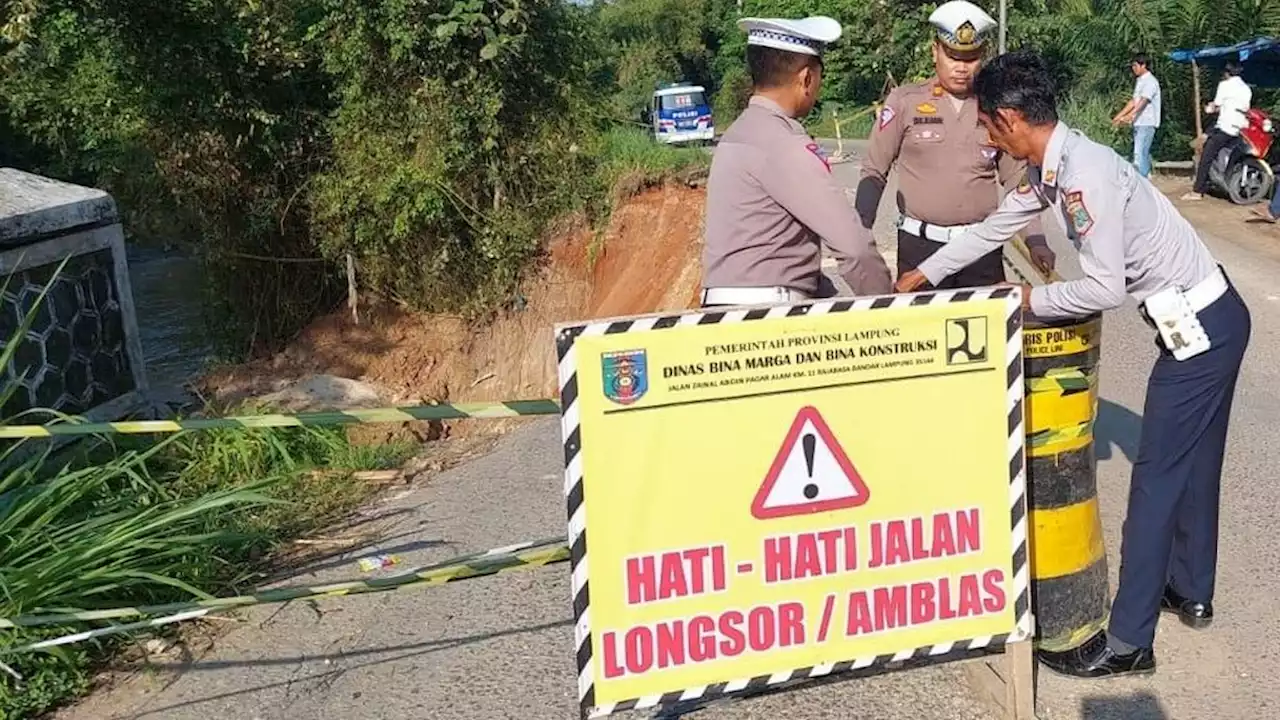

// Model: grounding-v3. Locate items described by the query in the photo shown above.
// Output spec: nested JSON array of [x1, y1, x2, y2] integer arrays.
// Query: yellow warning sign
[[557, 291, 1030, 715]]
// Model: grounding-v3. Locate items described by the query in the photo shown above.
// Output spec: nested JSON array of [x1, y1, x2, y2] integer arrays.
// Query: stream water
[[125, 244, 217, 400]]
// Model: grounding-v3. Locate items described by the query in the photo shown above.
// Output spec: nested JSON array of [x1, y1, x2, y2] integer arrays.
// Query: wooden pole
[[999, 0, 1007, 54], [346, 252, 359, 326], [833, 107, 844, 156]]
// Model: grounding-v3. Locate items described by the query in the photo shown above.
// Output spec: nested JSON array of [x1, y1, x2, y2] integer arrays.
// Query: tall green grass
[[597, 126, 709, 195], [0, 263, 415, 718]]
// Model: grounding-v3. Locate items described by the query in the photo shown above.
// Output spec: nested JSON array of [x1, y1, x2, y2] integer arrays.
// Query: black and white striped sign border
[[554, 287, 1032, 719]]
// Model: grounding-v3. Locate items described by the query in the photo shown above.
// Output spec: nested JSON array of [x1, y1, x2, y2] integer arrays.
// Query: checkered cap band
[[748, 28, 822, 49]]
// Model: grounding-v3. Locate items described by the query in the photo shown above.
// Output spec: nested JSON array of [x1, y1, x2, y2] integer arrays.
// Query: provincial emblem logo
[[602, 349, 649, 405], [1064, 190, 1094, 236]]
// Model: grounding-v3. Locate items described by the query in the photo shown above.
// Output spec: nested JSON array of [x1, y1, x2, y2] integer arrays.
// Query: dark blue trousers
[[1109, 280, 1251, 648]]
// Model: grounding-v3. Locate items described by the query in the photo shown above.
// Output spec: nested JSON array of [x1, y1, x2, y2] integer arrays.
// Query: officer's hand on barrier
[[894, 269, 928, 293], [1029, 244, 1057, 276]]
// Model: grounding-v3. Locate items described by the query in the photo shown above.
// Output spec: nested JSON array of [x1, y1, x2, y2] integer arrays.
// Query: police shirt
[[702, 96, 892, 297], [917, 122, 1220, 319], [857, 78, 1047, 243]]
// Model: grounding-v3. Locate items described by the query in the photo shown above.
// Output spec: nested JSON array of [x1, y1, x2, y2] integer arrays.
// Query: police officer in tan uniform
[[701, 16, 892, 308], [854, 0, 1055, 289]]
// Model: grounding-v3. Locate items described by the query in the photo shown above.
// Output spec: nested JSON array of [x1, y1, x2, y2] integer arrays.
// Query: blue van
[[647, 83, 714, 145]]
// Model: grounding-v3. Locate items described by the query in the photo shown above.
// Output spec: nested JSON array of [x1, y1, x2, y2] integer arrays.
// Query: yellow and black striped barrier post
[[1023, 312, 1111, 653]]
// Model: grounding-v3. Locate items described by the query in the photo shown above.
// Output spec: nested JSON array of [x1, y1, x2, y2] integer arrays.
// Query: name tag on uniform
[[1143, 287, 1212, 361]]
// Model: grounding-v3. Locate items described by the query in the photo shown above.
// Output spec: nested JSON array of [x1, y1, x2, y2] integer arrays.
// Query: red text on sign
[[763, 526, 858, 583], [845, 569, 1007, 637], [867, 508, 981, 569], [626, 545, 728, 605], [601, 602, 806, 679]]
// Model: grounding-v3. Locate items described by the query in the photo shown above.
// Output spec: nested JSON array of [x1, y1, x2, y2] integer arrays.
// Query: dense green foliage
[[599, 0, 1280, 159], [0, 0, 686, 358], [3, 0, 1279, 356]]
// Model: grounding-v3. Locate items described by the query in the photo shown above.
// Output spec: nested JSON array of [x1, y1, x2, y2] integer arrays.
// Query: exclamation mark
[[802, 433, 819, 499]]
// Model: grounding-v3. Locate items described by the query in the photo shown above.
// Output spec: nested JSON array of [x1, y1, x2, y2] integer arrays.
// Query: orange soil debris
[[198, 182, 706, 425]]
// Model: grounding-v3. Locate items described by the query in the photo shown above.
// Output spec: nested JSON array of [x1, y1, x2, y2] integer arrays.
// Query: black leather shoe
[[1037, 631, 1155, 678], [1161, 585, 1213, 629]]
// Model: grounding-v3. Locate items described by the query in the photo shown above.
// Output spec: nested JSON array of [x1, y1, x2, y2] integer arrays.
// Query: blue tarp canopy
[[1168, 37, 1280, 87]]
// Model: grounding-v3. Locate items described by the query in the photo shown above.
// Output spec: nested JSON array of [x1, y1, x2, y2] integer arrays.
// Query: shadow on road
[[101, 618, 574, 720], [1096, 399, 1143, 463], [270, 537, 453, 582], [1080, 690, 1169, 719]]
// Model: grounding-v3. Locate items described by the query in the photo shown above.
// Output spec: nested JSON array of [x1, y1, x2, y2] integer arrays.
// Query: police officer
[[897, 50, 1251, 677], [700, 16, 892, 308], [855, 0, 1055, 288]]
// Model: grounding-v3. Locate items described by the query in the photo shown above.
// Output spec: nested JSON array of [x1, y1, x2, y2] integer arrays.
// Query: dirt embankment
[[198, 182, 706, 433]]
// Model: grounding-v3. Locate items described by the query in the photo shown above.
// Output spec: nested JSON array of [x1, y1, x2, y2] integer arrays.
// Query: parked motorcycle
[[1206, 107, 1278, 205]]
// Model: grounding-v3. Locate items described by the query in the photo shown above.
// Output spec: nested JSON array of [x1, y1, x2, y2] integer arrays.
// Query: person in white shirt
[[1111, 52, 1161, 177], [1186, 60, 1251, 200]]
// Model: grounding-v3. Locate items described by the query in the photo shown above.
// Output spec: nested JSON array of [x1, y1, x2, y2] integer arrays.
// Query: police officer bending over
[[700, 16, 892, 308], [856, 0, 1054, 289], [896, 53, 1244, 676], [897, 51, 1251, 678]]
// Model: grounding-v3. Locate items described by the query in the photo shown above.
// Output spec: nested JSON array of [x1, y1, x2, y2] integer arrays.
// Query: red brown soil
[[197, 182, 706, 436]]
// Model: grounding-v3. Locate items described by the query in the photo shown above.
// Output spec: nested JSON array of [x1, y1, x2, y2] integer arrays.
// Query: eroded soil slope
[[199, 182, 706, 424]]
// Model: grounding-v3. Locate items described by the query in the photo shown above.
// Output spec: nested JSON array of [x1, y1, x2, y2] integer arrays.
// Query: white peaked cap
[[928, 0, 997, 53], [738, 16, 843, 57]]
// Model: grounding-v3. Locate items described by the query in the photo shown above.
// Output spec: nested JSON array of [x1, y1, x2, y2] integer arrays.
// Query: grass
[[597, 126, 709, 197], [0, 425, 415, 719], [0, 265, 417, 719]]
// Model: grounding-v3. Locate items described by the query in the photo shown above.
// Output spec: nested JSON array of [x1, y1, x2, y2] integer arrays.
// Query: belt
[[1139, 266, 1229, 326], [1182, 266, 1229, 313], [700, 286, 812, 306], [897, 215, 975, 243]]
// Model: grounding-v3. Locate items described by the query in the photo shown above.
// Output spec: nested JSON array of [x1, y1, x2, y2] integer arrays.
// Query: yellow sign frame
[[554, 288, 1034, 718]]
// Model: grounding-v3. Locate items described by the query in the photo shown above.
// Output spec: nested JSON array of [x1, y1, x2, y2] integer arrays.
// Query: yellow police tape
[[1022, 316, 1101, 359], [1029, 497, 1107, 580]]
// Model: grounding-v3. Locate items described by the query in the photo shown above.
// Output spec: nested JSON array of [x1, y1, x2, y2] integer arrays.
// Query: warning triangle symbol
[[751, 406, 870, 520]]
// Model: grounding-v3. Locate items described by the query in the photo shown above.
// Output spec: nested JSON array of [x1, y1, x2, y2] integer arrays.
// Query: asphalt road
[[61, 141, 1280, 720]]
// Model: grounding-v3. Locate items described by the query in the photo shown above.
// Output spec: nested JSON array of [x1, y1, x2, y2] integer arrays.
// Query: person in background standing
[[1111, 52, 1161, 177], [1185, 60, 1251, 201]]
